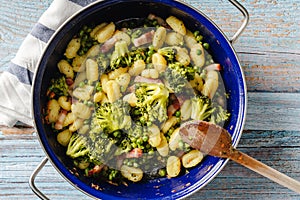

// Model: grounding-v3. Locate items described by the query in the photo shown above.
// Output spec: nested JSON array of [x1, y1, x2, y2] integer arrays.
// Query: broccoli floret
[[134, 82, 169, 124], [89, 135, 117, 164], [210, 105, 231, 125], [190, 95, 216, 121], [110, 40, 131, 70], [163, 62, 195, 93], [92, 99, 132, 134], [157, 47, 177, 62], [114, 137, 132, 156], [96, 53, 110, 73], [66, 134, 90, 159], [48, 76, 69, 97]]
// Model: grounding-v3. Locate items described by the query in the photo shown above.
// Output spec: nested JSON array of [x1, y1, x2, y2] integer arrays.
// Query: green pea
[[96, 86, 102, 92], [127, 160, 133, 167], [78, 49, 85, 56], [79, 30, 85, 37], [133, 162, 139, 168], [79, 81, 85, 88], [203, 42, 210, 50], [136, 138, 143, 144], [131, 143, 137, 148], [113, 130, 122, 138], [148, 149, 154, 155], [175, 110, 181, 117], [159, 168, 166, 177], [145, 143, 151, 149], [139, 116, 146, 124], [87, 101, 94, 107], [196, 35, 203, 41], [146, 121, 152, 127], [84, 168, 89, 176], [87, 28, 92, 33], [142, 135, 149, 142]]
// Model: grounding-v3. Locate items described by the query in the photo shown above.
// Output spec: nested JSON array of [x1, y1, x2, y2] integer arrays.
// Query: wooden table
[[1, 0, 299, 199]]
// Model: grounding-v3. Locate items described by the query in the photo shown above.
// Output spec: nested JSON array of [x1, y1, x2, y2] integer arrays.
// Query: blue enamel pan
[[32, 0, 249, 199]]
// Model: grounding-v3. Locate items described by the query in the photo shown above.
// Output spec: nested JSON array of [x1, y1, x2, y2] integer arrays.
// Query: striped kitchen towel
[[0, 0, 98, 127]]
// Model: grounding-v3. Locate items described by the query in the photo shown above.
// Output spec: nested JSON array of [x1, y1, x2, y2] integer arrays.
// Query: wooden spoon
[[179, 120, 300, 194]]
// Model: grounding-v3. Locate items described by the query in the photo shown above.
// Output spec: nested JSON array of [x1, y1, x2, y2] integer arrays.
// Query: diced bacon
[[133, 30, 155, 47], [147, 14, 168, 27], [134, 76, 163, 84], [127, 84, 136, 93], [126, 148, 143, 158], [167, 104, 179, 118], [116, 154, 126, 169], [167, 94, 181, 117], [66, 78, 74, 86], [177, 95, 188, 106], [54, 109, 68, 130], [88, 165, 104, 176], [204, 63, 222, 71], [100, 36, 118, 53]]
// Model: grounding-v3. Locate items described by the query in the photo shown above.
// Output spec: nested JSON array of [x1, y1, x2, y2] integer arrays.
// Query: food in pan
[[44, 14, 230, 185]]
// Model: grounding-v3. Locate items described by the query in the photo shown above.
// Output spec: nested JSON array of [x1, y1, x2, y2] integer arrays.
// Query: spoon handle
[[229, 149, 300, 194]]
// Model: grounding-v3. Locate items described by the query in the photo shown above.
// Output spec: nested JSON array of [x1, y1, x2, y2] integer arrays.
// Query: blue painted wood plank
[[1, 130, 299, 199], [245, 92, 300, 131]]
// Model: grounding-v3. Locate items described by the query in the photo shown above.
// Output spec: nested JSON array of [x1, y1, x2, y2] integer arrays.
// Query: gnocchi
[[129, 60, 146, 76], [47, 99, 60, 123], [141, 68, 159, 79], [153, 26, 167, 50], [156, 133, 169, 157], [166, 15, 186, 35], [72, 85, 94, 101], [152, 53, 167, 73], [71, 102, 91, 119], [165, 32, 184, 46], [148, 124, 161, 147], [121, 165, 143, 182], [202, 70, 219, 99], [57, 129, 72, 147], [58, 96, 71, 111], [85, 59, 99, 82], [57, 60, 74, 79], [166, 156, 181, 177], [95, 22, 115, 43], [182, 150, 204, 168], [190, 43, 205, 68], [72, 55, 86, 72], [168, 127, 181, 151], [105, 80, 121, 103], [65, 38, 81, 59]]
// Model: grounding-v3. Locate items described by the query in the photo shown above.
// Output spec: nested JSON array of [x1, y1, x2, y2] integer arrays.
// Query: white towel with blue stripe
[[0, 0, 97, 127]]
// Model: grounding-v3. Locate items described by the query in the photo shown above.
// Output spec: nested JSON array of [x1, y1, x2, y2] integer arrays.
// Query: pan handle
[[29, 157, 50, 200], [228, 0, 249, 43]]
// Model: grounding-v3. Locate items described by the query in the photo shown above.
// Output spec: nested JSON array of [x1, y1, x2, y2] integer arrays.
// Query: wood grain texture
[[0, 0, 299, 92], [245, 92, 300, 131], [186, 0, 300, 92], [1, 131, 299, 200], [0, 0, 52, 70]]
